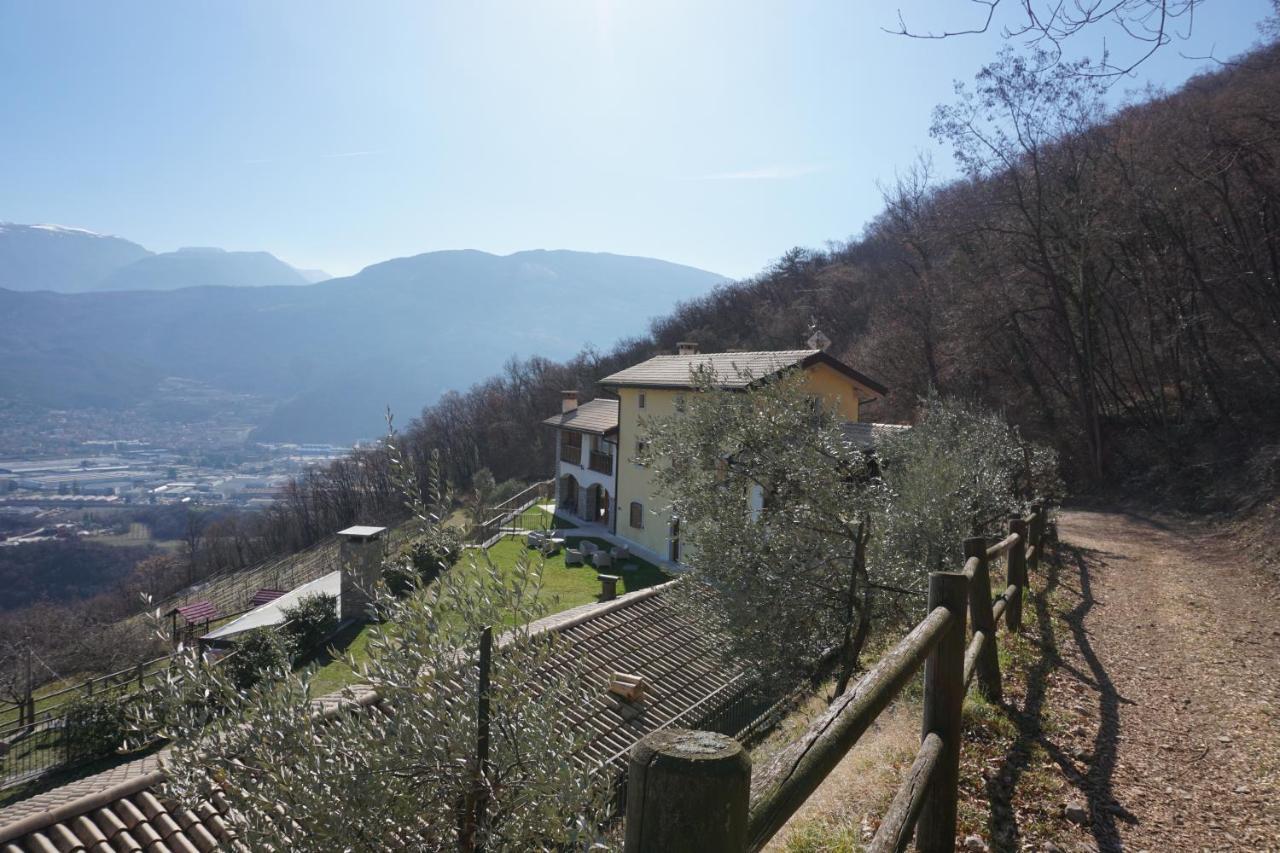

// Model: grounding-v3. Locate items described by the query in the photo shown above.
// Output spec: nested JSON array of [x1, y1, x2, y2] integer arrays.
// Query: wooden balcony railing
[[560, 443, 582, 465]]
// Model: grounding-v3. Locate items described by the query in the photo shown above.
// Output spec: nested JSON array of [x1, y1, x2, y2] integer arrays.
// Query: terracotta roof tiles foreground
[[0, 755, 240, 853], [0, 583, 750, 850]]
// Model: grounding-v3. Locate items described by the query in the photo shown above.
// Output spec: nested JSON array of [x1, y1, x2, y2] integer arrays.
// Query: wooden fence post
[[1027, 505, 1044, 575], [625, 728, 750, 853], [1005, 518, 1027, 634], [916, 571, 967, 853], [964, 537, 1002, 704]]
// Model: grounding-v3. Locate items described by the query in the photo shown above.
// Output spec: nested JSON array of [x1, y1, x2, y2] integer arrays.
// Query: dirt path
[[1043, 509, 1280, 851]]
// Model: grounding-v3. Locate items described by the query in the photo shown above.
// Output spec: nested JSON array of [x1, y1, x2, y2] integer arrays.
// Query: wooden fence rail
[[624, 503, 1051, 853]]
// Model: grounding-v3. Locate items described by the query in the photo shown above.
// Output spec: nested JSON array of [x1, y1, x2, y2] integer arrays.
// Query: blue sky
[[1, 1, 1273, 279]]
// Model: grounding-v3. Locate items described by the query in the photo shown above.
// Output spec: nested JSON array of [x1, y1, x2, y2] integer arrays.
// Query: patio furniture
[[580, 541, 599, 555], [564, 548, 584, 567], [525, 531, 547, 549], [592, 551, 613, 569], [540, 538, 562, 557], [610, 545, 630, 560]]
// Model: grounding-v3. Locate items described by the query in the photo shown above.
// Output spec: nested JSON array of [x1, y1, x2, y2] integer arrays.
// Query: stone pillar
[[337, 525, 387, 623]]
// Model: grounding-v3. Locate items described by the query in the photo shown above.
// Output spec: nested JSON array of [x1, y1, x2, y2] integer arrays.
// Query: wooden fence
[[623, 504, 1051, 853]]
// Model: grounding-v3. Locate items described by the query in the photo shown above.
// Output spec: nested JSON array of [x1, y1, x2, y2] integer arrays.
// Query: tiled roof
[[842, 421, 911, 450], [599, 349, 888, 395], [0, 584, 746, 849], [541, 398, 620, 435], [249, 588, 285, 607], [0, 754, 242, 853], [172, 601, 216, 623], [599, 349, 816, 388], [535, 584, 746, 769]]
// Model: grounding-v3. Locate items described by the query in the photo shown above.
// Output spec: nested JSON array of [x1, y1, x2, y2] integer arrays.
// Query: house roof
[[842, 421, 911, 450], [598, 349, 888, 396], [250, 588, 286, 608], [0, 584, 749, 850], [201, 570, 340, 643], [0, 755, 239, 853], [541, 398, 620, 436], [171, 601, 217, 623], [531, 583, 747, 770]]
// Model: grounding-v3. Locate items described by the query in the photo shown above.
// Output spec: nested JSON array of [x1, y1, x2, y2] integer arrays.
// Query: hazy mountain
[[92, 247, 310, 291], [0, 223, 152, 292], [0, 249, 725, 442], [0, 223, 324, 293]]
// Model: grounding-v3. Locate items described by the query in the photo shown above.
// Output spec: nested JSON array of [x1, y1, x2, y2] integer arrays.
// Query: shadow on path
[[985, 538, 1135, 852]]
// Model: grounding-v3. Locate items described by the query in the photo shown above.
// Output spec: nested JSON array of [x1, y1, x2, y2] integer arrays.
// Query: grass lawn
[[304, 534, 669, 695], [511, 504, 578, 531], [301, 621, 376, 697]]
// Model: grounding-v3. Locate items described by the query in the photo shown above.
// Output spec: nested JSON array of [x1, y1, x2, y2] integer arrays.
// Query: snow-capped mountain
[[0, 222, 152, 292]]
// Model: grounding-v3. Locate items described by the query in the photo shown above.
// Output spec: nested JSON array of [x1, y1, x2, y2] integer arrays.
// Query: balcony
[[560, 443, 582, 466], [588, 451, 614, 475]]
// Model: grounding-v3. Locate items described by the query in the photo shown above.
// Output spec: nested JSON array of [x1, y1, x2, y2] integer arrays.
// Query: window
[[638, 392, 646, 409], [561, 430, 582, 464], [629, 501, 644, 529]]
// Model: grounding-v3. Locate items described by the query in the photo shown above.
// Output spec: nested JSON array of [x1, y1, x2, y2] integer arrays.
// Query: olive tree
[[643, 371, 1058, 698], [641, 367, 884, 694], [132, 430, 610, 851], [872, 393, 1061, 596]]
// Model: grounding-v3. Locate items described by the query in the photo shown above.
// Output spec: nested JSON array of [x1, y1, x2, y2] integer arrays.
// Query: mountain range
[[0, 223, 327, 292], [0, 224, 726, 442]]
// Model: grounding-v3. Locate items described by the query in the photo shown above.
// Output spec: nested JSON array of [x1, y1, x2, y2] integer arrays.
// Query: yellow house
[[596, 339, 888, 563]]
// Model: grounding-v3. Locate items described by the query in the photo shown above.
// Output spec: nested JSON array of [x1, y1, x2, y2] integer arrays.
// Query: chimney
[[806, 328, 832, 352], [561, 391, 579, 413], [337, 525, 386, 623], [676, 342, 700, 356], [598, 573, 620, 602]]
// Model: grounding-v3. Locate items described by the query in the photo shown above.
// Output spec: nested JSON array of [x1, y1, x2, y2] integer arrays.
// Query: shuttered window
[[629, 502, 644, 529]]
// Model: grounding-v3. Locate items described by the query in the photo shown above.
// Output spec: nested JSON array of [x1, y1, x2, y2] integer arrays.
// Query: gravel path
[[1047, 509, 1280, 851]]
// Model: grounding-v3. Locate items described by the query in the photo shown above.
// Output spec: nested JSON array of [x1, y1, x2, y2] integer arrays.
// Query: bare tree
[[888, 0, 1208, 76]]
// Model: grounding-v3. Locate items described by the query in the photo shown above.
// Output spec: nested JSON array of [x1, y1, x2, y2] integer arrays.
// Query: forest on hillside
[[412, 40, 1280, 506], [188, 34, 1280, 577]]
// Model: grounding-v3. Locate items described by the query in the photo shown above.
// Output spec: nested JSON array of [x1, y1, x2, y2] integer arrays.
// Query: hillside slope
[[388, 42, 1280, 498], [92, 247, 310, 291], [0, 249, 725, 442], [0, 224, 151, 292]]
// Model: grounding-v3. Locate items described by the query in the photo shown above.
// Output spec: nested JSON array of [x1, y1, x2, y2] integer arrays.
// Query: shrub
[[223, 628, 293, 689], [63, 694, 132, 763], [281, 593, 338, 655], [385, 530, 463, 595]]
